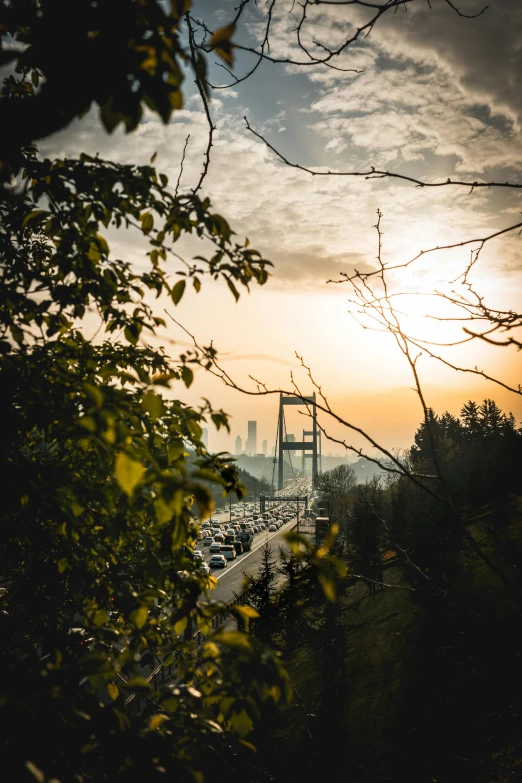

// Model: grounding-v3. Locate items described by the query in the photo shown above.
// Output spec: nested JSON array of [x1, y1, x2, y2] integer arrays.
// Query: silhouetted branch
[[175, 134, 190, 197], [244, 118, 521, 192], [186, 14, 215, 195]]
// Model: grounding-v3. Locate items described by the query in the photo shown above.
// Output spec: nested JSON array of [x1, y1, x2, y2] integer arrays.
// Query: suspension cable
[[282, 408, 297, 482], [271, 408, 279, 494]]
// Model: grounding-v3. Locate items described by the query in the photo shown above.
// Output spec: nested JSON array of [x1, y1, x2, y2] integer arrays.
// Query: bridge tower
[[301, 428, 322, 477], [277, 393, 319, 490]]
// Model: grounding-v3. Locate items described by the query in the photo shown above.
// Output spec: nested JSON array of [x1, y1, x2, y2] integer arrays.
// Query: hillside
[[247, 498, 522, 783]]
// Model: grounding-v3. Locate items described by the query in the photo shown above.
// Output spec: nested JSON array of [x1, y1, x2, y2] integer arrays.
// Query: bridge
[[270, 393, 322, 491]]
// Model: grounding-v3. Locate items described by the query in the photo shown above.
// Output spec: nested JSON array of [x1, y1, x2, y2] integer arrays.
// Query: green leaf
[[124, 322, 141, 346], [150, 713, 168, 730], [25, 761, 45, 783], [93, 610, 109, 627], [125, 676, 151, 690], [226, 278, 239, 302], [234, 605, 259, 619], [108, 682, 119, 701], [114, 452, 146, 496], [171, 279, 186, 305], [22, 210, 47, 229], [142, 390, 165, 421], [174, 617, 188, 635], [181, 366, 193, 388], [154, 497, 174, 524], [129, 606, 148, 630], [318, 567, 337, 602], [141, 212, 154, 233], [209, 24, 236, 66], [229, 708, 254, 738], [57, 558, 69, 574], [213, 631, 251, 650]]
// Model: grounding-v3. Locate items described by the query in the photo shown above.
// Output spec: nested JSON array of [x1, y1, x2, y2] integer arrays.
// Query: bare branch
[[186, 14, 215, 195], [175, 134, 190, 197], [244, 118, 521, 191]]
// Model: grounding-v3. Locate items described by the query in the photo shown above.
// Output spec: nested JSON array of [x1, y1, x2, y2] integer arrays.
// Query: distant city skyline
[[246, 420, 257, 455]]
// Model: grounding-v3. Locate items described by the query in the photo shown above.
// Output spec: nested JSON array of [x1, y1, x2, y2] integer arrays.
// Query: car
[[197, 562, 211, 575], [209, 542, 221, 553], [232, 540, 243, 555], [221, 545, 236, 561], [209, 555, 227, 569], [193, 550, 204, 561], [203, 536, 214, 546], [214, 533, 225, 543], [268, 524, 277, 532]]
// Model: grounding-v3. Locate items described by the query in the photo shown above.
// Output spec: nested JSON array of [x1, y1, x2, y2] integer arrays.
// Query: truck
[[237, 531, 252, 551]]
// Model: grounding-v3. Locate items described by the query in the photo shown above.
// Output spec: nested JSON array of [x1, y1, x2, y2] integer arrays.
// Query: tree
[[348, 477, 385, 594], [313, 464, 357, 540], [0, 4, 289, 781], [247, 543, 278, 614]]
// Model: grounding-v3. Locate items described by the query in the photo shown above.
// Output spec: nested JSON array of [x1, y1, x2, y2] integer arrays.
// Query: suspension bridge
[[268, 392, 322, 493]]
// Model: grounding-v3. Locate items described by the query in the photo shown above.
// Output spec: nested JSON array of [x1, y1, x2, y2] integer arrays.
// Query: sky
[[39, 0, 522, 459]]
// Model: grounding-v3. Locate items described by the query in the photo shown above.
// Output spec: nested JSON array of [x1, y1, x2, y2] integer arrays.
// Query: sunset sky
[[41, 0, 522, 458]]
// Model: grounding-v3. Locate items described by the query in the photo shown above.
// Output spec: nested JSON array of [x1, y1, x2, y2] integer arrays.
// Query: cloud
[[36, 0, 521, 307]]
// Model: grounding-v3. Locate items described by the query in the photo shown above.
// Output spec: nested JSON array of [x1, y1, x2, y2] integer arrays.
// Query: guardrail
[[123, 589, 254, 711]]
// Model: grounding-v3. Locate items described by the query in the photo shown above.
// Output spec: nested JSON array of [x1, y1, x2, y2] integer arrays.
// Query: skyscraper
[[201, 428, 208, 450], [246, 420, 257, 455], [262, 439, 267, 456], [235, 435, 242, 455]]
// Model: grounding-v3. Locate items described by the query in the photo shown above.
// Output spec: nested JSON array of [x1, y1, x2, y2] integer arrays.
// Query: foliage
[[388, 399, 522, 590], [313, 463, 357, 539], [246, 543, 278, 615], [0, 3, 286, 781], [1, 0, 209, 158], [347, 478, 385, 593]]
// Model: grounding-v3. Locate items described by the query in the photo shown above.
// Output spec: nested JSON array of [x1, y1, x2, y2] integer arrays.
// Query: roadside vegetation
[[225, 401, 522, 783]]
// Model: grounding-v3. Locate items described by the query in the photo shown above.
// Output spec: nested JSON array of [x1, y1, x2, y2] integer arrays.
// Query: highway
[[211, 518, 298, 604], [194, 505, 301, 604]]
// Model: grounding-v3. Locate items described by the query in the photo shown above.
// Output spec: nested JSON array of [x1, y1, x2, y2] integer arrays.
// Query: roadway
[[195, 506, 301, 604], [210, 518, 298, 604]]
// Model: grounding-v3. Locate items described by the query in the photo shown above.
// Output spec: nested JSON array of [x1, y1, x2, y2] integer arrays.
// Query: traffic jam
[[192, 501, 297, 573]]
